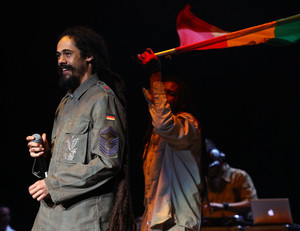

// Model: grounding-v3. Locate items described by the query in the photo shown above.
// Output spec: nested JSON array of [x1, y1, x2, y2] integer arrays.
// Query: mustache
[[58, 64, 74, 71]]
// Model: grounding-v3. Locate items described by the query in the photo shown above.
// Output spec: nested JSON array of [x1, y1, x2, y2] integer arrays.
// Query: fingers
[[27, 142, 45, 157], [141, 49, 155, 58], [26, 135, 35, 142], [146, 48, 155, 55], [31, 188, 44, 201], [42, 133, 47, 143], [27, 141, 43, 150], [27, 134, 46, 157], [137, 48, 157, 63], [29, 181, 39, 197], [137, 52, 149, 60], [142, 88, 153, 104], [41, 133, 50, 155], [29, 180, 48, 201], [29, 150, 45, 158]]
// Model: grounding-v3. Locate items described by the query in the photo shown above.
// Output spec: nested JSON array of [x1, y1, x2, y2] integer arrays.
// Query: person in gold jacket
[[138, 49, 202, 231]]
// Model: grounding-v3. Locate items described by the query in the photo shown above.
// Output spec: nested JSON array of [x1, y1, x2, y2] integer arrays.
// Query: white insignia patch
[[63, 135, 79, 160]]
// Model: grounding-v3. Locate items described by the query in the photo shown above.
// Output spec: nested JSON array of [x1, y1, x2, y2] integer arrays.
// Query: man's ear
[[86, 56, 94, 62]]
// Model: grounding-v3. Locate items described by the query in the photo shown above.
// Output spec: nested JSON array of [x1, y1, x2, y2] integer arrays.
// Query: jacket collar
[[66, 73, 99, 100]]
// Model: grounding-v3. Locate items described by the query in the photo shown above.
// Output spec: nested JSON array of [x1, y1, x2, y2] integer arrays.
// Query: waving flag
[[176, 5, 228, 49], [155, 5, 300, 57]]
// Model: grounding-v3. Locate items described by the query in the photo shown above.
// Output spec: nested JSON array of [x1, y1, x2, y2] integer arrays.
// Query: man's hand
[[26, 133, 50, 158], [137, 48, 158, 65], [29, 180, 49, 201], [203, 202, 224, 214], [209, 202, 225, 211], [137, 48, 161, 75]]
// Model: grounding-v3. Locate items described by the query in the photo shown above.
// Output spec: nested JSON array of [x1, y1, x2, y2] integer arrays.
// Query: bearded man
[[26, 26, 135, 231]]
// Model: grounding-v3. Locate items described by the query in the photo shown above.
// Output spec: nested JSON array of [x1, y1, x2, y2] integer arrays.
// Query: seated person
[[202, 139, 258, 221]]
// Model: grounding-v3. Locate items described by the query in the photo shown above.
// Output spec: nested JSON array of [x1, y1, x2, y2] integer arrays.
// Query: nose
[[58, 55, 67, 66]]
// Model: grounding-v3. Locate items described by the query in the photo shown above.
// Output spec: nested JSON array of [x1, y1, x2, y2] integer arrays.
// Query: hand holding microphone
[[27, 133, 49, 178]]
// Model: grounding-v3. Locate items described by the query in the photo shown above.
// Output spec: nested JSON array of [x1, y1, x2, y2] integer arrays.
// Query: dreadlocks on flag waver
[[155, 5, 300, 57]]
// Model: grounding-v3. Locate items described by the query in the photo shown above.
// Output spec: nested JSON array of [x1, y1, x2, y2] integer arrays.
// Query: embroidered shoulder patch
[[99, 126, 119, 157]]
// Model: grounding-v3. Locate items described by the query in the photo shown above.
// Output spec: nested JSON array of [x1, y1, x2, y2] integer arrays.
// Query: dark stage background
[[1, 1, 300, 230]]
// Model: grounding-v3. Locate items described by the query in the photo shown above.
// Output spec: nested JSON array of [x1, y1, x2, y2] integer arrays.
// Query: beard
[[58, 63, 85, 91], [58, 74, 79, 91]]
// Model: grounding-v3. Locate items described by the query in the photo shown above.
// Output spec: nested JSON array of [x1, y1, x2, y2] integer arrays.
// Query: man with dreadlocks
[[137, 49, 202, 231], [26, 26, 135, 231]]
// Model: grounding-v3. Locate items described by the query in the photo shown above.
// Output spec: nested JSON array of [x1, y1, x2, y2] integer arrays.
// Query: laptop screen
[[250, 198, 293, 225]]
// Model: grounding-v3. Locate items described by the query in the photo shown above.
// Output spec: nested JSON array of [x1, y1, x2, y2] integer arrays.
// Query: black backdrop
[[1, 1, 300, 230]]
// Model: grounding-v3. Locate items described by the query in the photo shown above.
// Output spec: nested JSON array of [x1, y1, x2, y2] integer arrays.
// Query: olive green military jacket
[[32, 74, 126, 231]]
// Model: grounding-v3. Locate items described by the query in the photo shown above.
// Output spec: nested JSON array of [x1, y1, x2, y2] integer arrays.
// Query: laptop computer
[[250, 198, 293, 225]]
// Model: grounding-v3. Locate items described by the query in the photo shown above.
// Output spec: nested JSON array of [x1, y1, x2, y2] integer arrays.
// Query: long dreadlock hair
[[58, 26, 136, 231]]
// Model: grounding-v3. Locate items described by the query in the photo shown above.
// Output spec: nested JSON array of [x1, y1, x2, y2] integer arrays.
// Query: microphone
[[209, 160, 221, 168], [32, 133, 48, 178]]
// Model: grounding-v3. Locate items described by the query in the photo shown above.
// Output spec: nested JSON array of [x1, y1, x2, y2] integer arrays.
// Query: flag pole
[[154, 48, 177, 57]]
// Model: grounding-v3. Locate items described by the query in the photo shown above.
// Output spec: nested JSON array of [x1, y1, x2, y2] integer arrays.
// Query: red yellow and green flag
[[155, 5, 300, 57]]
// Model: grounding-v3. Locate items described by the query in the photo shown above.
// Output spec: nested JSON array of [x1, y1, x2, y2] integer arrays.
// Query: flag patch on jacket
[[106, 114, 115, 121]]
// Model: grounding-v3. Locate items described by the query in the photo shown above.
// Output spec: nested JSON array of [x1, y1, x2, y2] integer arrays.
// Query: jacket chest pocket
[[59, 119, 90, 163]]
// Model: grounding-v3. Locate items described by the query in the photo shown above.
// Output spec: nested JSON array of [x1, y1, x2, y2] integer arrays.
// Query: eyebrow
[[56, 49, 73, 55]]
